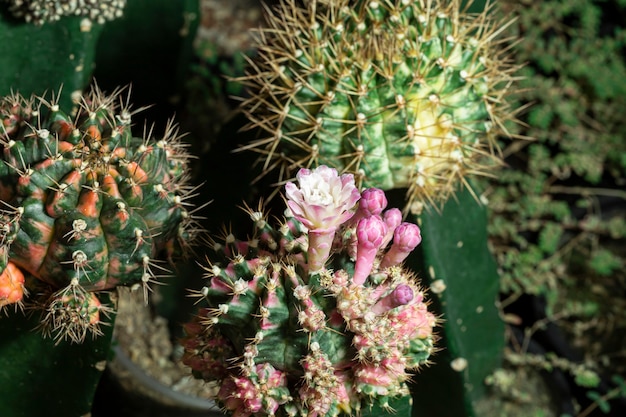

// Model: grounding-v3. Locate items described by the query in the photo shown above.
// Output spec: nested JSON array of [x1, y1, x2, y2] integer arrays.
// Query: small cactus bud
[[351, 188, 388, 225], [372, 284, 414, 314], [380, 223, 422, 269], [381, 208, 403, 248], [353, 215, 388, 285]]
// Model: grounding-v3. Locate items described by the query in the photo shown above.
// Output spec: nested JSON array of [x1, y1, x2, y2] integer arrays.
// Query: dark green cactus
[[409, 186, 504, 417], [0, 85, 199, 341], [238, 0, 517, 212]]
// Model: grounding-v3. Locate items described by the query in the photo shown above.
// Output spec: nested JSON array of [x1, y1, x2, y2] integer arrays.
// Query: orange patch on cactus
[[77, 188, 100, 218], [0, 262, 26, 308]]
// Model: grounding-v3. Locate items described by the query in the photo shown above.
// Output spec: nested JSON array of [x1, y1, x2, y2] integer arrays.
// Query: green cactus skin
[[182, 186, 437, 417], [239, 0, 517, 213], [0, 85, 199, 342], [4, 0, 127, 25]]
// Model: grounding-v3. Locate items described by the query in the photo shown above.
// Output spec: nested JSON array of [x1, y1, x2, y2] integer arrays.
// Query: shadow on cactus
[[0, 84, 201, 343], [182, 165, 437, 417], [238, 0, 519, 213]]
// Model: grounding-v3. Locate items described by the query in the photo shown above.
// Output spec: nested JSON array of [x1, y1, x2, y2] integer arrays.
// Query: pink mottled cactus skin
[[183, 166, 436, 417]]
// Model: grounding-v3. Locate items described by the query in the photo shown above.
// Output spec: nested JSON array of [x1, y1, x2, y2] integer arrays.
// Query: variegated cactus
[[238, 0, 518, 213], [182, 165, 436, 417], [0, 85, 199, 342]]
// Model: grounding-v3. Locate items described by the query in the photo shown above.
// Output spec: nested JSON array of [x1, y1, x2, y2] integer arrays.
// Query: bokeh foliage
[[481, 0, 626, 414]]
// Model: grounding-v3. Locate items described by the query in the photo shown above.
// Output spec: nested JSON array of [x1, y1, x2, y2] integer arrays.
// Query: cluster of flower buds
[[182, 165, 436, 417]]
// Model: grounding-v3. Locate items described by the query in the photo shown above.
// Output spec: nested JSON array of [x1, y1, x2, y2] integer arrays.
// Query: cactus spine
[[239, 0, 517, 213], [183, 165, 436, 417], [0, 85, 199, 341]]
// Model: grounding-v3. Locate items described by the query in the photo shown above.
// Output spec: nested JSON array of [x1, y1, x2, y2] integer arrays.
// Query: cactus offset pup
[[183, 165, 437, 417]]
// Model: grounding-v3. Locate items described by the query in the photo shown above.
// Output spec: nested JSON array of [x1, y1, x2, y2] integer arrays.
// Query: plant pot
[[92, 289, 222, 417]]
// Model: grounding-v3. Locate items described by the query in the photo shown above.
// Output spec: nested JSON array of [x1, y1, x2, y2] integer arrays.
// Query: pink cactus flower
[[353, 215, 388, 285], [285, 166, 360, 273], [285, 165, 360, 232], [379, 222, 422, 269]]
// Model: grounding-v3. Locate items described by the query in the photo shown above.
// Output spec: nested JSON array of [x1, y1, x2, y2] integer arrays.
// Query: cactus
[[182, 165, 436, 417], [4, 0, 126, 25], [0, 84, 199, 342], [238, 0, 517, 213]]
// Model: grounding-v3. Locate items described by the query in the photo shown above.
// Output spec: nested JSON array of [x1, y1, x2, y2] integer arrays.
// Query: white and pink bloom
[[285, 165, 360, 273], [285, 165, 360, 232]]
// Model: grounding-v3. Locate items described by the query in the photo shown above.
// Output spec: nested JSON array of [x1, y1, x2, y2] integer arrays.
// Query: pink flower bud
[[379, 222, 422, 269], [371, 284, 414, 314], [381, 208, 402, 248], [347, 188, 388, 227], [353, 215, 388, 285], [357, 215, 387, 249], [358, 188, 387, 216]]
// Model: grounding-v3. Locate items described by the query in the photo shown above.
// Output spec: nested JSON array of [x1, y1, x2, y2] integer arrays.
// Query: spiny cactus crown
[[5, 0, 126, 25], [183, 165, 436, 417], [239, 0, 518, 213], [0, 85, 200, 342]]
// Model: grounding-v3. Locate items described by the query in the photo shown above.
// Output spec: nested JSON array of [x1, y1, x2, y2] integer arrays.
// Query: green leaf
[[409, 187, 505, 417], [586, 390, 611, 414], [0, 295, 115, 417]]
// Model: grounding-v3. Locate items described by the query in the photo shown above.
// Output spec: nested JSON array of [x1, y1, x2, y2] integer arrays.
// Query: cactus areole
[[183, 166, 437, 417], [240, 0, 517, 213], [0, 86, 197, 341]]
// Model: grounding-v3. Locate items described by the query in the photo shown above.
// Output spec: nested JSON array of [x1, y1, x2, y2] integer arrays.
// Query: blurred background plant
[[476, 0, 626, 416]]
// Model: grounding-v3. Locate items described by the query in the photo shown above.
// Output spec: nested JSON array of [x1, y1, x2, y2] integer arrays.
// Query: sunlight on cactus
[[238, 0, 519, 213], [0, 85, 201, 342], [4, 0, 127, 25], [183, 165, 437, 417]]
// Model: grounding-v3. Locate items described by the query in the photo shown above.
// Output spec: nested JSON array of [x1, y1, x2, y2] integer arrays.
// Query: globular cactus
[[183, 165, 436, 417], [239, 0, 517, 213], [0, 85, 199, 342], [4, 0, 127, 25]]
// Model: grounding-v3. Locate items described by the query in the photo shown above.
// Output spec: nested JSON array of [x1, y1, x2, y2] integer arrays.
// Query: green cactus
[[3, 0, 127, 25], [0, 84, 199, 342], [183, 165, 436, 417], [238, 0, 517, 212]]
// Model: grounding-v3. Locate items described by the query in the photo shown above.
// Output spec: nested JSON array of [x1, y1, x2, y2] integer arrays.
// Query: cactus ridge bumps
[[0, 85, 199, 342], [239, 0, 519, 213], [183, 166, 436, 417]]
